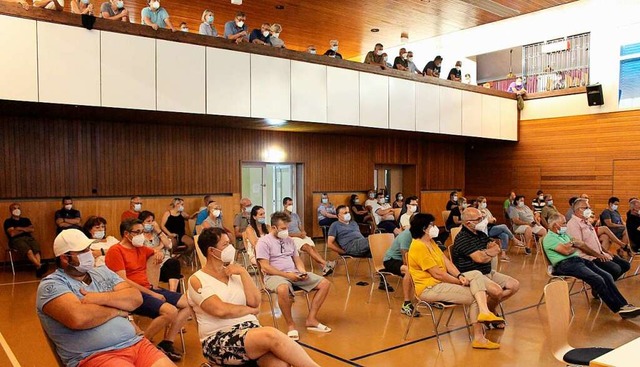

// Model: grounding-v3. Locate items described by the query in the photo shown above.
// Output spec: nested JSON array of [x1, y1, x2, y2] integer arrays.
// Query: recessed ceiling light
[[265, 118, 287, 126], [275, 5, 285, 10], [371, 28, 380, 33]]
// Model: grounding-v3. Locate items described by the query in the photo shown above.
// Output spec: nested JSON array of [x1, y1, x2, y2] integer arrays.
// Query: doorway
[[241, 163, 297, 218]]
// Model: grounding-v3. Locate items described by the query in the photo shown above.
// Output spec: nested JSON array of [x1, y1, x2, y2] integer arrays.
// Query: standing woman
[[269, 23, 285, 48], [244, 205, 268, 265], [188, 228, 320, 367], [140, 210, 183, 293], [161, 198, 195, 254], [198, 9, 217, 36]]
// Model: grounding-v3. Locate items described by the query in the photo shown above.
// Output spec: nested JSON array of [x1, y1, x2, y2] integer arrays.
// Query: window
[[619, 42, 640, 108]]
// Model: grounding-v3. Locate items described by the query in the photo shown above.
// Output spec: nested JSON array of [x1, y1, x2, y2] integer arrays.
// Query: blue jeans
[[554, 257, 627, 313], [488, 224, 514, 250]]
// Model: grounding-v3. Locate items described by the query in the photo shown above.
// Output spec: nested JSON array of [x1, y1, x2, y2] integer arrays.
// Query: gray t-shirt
[[100, 2, 124, 17], [287, 212, 302, 234], [233, 212, 250, 233], [328, 220, 364, 249], [199, 22, 218, 37]]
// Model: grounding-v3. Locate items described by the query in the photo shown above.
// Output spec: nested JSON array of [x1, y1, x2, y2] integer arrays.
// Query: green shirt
[[503, 199, 511, 210], [383, 229, 412, 262], [542, 230, 579, 266]]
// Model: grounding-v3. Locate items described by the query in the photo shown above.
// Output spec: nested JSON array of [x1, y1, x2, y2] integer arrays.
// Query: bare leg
[[181, 235, 195, 253], [26, 250, 41, 267], [276, 285, 295, 331], [257, 353, 288, 367], [305, 280, 330, 327], [164, 296, 190, 341], [245, 327, 320, 367], [144, 303, 175, 341], [301, 244, 326, 267], [523, 227, 533, 249], [168, 279, 179, 293]]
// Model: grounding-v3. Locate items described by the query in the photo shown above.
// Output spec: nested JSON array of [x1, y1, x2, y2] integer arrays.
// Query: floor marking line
[[0, 331, 22, 367]]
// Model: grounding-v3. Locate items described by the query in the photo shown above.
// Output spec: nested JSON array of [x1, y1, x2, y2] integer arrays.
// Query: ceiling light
[[265, 118, 287, 126], [370, 28, 379, 33], [275, 5, 285, 10], [231, 0, 242, 5], [461, 0, 520, 18], [401, 32, 409, 44]]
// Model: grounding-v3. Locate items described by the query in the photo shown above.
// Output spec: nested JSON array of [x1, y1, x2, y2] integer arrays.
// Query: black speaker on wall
[[586, 84, 604, 106]]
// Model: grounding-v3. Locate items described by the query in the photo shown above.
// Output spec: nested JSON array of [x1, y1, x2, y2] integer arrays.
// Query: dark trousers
[[554, 257, 627, 313], [594, 255, 631, 280], [377, 220, 397, 234]]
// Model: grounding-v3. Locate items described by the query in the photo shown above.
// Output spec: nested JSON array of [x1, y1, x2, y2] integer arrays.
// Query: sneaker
[[400, 303, 421, 317], [620, 304, 636, 311], [524, 248, 532, 255], [619, 306, 640, 319], [322, 261, 336, 276], [378, 282, 394, 292], [157, 341, 182, 362]]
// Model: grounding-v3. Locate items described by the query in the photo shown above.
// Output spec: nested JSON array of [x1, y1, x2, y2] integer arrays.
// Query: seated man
[[509, 195, 546, 255], [600, 196, 630, 245], [317, 193, 338, 227], [224, 11, 249, 44], [327, 206, 371, 257], [531, 190, 546, 214], [101, 0, 129, 22], [141, 0, 175, 31], [37, 229, 174, 367], [383, 229, 416, 315], [194, 194, 214, 227], [200, 200, 233, 237], [233, 197, 252, 243], [249, 22, 271, 45], [540, 194, 558, 228], [451, 208, 520, 323], [121, 195, 143, 221], [626, 199, 640, 251], [4, 202, 48, 277], [543, 214, 640, 318], [256, 212, 332, 340], [371, 192, 400, 235], [55, 196, 82, 234], [105, 219, 190, 361], [283, 197, 335, 276], [567, 198, 630, 280]]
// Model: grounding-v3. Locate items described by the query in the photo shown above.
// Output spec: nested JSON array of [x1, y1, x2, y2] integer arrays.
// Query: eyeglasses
[[129, 230, 143, 235]]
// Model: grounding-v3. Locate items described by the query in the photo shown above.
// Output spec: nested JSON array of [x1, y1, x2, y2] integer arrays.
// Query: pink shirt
[[255, 233, 299, 273], [566, 215, 602, 261]]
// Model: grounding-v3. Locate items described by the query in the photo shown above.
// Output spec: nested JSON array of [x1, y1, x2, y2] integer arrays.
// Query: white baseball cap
[[53, 229, 94, 257]]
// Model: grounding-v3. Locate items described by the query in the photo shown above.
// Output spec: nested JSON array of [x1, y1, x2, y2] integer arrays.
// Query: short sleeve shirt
[[543, 230, 579, 266], [445, 207, 461, 231], [566, 216, 601, 261], [249, 29, 270, 44], [55, 208, 81, 221], [364, 51, 383, 65], [447, 68, 461, 80], [601, 209, 623, 226], [233, 212, 250, 234], [423, 61, 441, 76], [287, 212, 303, 234], [408, 238, 445, 294], [224, 20, 248, 39], [393, 57, 408, 70], [317, 203, 336, 221], [100, 2, 124, 17], [199, 22, 218, 36], [4, 217, 32, 239], [541, 205, 558, 223], [104, 243, 155, 288], [451, 226, 491, 274], [121, 210, 139, 222], [328, 221, 364, 249], [36, 267, 140, 367], [255, 234, 298, 273], [383, 229, 411, 262], [141, 7, 169, 28], [509, 205, 534, 224]]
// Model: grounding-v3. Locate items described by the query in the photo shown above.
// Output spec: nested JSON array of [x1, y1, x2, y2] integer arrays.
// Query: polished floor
[[1, 244, 640, 367]]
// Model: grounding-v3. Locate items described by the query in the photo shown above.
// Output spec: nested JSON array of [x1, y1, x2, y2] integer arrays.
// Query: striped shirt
[[451, 226, 491, 274]]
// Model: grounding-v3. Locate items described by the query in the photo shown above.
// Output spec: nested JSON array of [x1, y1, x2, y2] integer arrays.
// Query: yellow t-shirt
[[408, 238, 446, 295]]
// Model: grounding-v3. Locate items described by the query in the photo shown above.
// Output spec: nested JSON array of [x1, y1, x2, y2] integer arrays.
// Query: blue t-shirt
[[383, 229, 412, 262], [141, 7, 169, 28], [224, 20, 248, 39], [328, 221, 364, 249], [36, 267, 141, 367]]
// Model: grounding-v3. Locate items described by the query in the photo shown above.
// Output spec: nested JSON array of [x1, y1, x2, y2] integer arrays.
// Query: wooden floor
[[1, 243, 640, 367]]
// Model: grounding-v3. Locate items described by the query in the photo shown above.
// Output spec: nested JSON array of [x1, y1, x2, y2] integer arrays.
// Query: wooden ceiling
[[85, 0, 574, 59]]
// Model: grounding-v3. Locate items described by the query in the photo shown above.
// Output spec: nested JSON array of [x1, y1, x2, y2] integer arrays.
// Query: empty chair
[[367, 233, 399, 307]]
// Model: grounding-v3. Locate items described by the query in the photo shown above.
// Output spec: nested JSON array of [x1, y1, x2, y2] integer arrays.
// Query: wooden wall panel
[[465, 109, 640, 224]]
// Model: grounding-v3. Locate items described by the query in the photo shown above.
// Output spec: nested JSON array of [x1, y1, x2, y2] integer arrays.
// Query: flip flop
[[306, 323, 332, 333], [287, 330, 299, 341]]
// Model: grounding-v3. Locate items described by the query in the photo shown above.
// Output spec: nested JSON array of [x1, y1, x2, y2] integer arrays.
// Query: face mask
[[262, 31, 270, 37], [133, 203, 142, 212], [272, 32, 279, 38], [408, 57, 414, 62], [538, 195, 544, 200], [181, 27, 189, 32], [236, 20, 244, 28], [206, 15, 214, 23], [285, 205, 293, 212], [71, 251, 95, 273], [406, 205, 416, 213], [81, 0, 89, 4], [558, 226, 567, 235], [583, 208, 593, 218], [398, 196, 404, 201], [277, 229, 289, 239], [116, 1, 124, 9], [383, 56, 388, 62], [401, 53, 407, 59], [479, 202, 487, 209], [452, 196, 458, 202], [461, 203, 468, 209], [331, 45, 338, 52], [93, 231, 105, 240], [376, 50, 383, 56], [143, 223, 154, 232], [64, 204, 73, 211], [321, 198, 328, 204], [474, 218, 488, 231], [378, 199, 386, 204], [369, 193, 375, 199], [309, 49, 317, 54], [131, 233, 145, 247], [515, 81, 522, 86], [611, 204, 619, 211], [244, 206, 251, 212], [211, 209, 221, 218], [456, 66, 461, 71], [518, 201, 525, 208], [11, 209, 20, 217], [150, 1, 160, 10], [547, 200, 554, 206], [213, 245, 236, 264], [177, 205, 184, 212], [343, 213, 351, 222], [354, 199, 361, 204], [428, 225, 439, 238], [257, 217, 266, 224]]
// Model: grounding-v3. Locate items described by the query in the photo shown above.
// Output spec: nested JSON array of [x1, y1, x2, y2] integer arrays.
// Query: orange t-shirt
[[105, 243, 154, 289], [121, 210, 139, 222]]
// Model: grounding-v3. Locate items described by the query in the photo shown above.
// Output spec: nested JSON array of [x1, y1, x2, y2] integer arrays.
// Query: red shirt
[[121, 210, 139, 222], [105, 243, 154, 288]]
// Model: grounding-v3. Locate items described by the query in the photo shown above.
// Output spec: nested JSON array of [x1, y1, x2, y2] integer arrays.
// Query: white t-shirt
[[364, 199, 377, 209], [400, 213, 412, 229], [187, 270, 259, 342], [90, 236, 119, 267], [372, 202, 394, 224]]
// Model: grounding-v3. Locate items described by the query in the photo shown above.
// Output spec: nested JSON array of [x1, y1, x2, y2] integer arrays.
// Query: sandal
[[306, 323, 332, 333], [287, 330, 299, 341]]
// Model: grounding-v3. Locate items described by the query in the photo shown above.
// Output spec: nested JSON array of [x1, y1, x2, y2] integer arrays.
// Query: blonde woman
[[269, 23, 285, 48], [199, 9, 217, 36]]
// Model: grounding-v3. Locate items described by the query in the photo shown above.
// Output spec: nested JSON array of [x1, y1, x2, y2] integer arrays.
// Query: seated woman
[[83, 216, 119, 267], [317, 193, 338, 227], [188, 228, 320, 367], [160, 197, 195, 255], [475, 196, 523, 261], [140, 210, 183, 293], [508, 195, 547, 254], [392, 192, 404, 209], [445, 196, 467, 232], [200, 201, 234, 238], [398, 196, 418, 230], [245, 205, 268, 265], [269, 23, 285, 48], [349, 194, 372, 227], [407, 213, 504, 349]]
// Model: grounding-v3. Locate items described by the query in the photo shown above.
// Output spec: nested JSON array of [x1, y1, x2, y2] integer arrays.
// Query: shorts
[[514, 224, 544, 235], [9, 236, 40, 256], [291, 236, 315, 252], [202, 321, 260, 366], [78, 338, 166, 367], [264, 272, 324, 295], [382, 259, 404, 276], [134, 287, 183, 318]]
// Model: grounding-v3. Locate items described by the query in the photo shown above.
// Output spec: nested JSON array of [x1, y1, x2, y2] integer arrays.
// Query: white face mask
[[452, 196, 458, 202], [518, 201, 525, 208], [378, 198, 386, 204], [538, 195, 544, 200], [479, 202, 487, 209], [244, 206, 251, 212], [474, 218, 488, 232], [456, 66, 461, 71], [401, 53, 407, 59], [406, 205, 416, 213], [11, 209, 21, 217], [354, 199, 361, 204], [71, 251, 95, 273], [582, 208, 593, 218], [211, 209, 221, 218], [408, 57, 413, 62], [321, 198, 328, 204], [272, 32, 280, 38], [177, 205, 184, 212], [461, 203, 468, 209], [309, 49, 317, 54], [428, 225, 439, 238], [150, 1, 159, 10], [285, 205, 293, 212], [369, 193, 375, 199], [262, 30, 270, 37], [236, 20, 244, 28], [131, 233, 145, 247], [181, 27, 189, 32], [331, 45, 338, 52], [398, 196, 404, 201], [611, 204, 619, 211], [133, 203, 142, 212], [277, 229, 289, 239], [64, 204, 73, 211], [93, 231, 105, 240], [376, 49, 384, 56], [343, 213, 351, 222], [213, 245, 236, 264]]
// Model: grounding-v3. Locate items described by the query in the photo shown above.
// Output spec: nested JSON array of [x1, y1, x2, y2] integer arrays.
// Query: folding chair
[[367, 233, 400, 308], [3, 247, 17, 276], [328, 240, 373, 285]]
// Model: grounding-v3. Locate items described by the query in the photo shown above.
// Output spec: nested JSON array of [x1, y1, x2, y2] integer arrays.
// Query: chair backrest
[[392, 208, 402, 221], [540, 246, 555, 276], [146, 256, 161, 288], [194, 234, 207, 268], [441, 210, 451, 225], [242, 231, 257, 265], [368, 233, 395, 271], [188, 218, 196, 235], [450, 226, 462, 243], [543, 280, 574, 362]]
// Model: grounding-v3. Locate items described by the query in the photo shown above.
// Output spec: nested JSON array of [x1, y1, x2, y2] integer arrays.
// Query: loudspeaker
[[586, 84, 604, 106]]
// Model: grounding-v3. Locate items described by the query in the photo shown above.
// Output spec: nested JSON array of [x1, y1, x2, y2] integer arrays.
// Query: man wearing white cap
[[36, 229, 175, 367]]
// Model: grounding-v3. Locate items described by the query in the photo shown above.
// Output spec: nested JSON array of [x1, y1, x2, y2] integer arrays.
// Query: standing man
[[4, 203, 47, 277], [323, 40, 342, 59], [423, 55, 443, 77], [55, 196, 82, 234], [447, 61, 462, 81], [141, 0, 175, 31], [393, 48, 409, 71], [121, 196, 143, 221], [364, 43, 387, 69]]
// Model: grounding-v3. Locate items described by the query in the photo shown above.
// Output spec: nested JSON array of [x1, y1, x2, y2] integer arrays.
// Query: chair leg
[[462, 305, 472, 342], [264, 290, 278, 328], [180, 277, 186, 295], [179, 328, 186, 355], [367, 273, 378, 304], [9, 250, 15, 276], [342, 257, 351, 285]]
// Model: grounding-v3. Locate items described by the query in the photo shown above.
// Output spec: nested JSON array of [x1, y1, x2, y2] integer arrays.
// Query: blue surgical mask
[[257, 218, 266, 224], [143, 224, 154, 232], [207, 15, 214, 23], [82, 0, 89, 4], [72, 251, 95, 273], [558, 226, 567, 235], [116, 0, 124, 8]]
